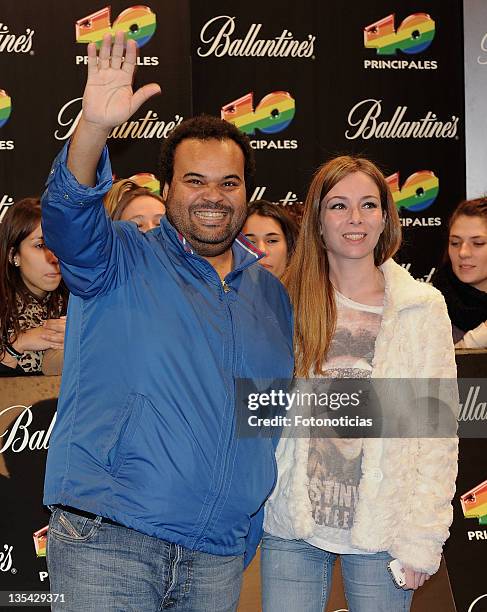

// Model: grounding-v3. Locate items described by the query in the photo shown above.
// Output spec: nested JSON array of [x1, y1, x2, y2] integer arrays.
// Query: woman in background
[[0, 198, 68, 375], [104, 179, 165, 233], [432, 197, 487, 348], [243, 199, 298, 279], [262, 156, 458, 612]]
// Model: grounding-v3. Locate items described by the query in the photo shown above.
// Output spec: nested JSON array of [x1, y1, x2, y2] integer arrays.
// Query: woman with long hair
[[262, 156, 458, 611], [432, 197, 487, 348], [0, 198, 68, 375], [243, 200, 298, 279], [104, 179, 165, 233]]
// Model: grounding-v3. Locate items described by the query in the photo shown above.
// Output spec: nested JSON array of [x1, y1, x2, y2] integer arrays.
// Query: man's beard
[[165, 200, 247, 257]]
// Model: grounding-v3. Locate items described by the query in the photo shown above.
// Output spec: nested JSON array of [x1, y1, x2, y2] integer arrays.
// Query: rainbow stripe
[[33, 526, 48, 558], [76, 7, 112, 46], [228, 92, 295, 136], [129, 172, 160, 194], [365, 13, 435, 55], [115, 6, 157, 48], [76, 6, 156, 48], [391, 171, 439, 212], [0, 90, 12, 128], [461, 481, 487, 523]]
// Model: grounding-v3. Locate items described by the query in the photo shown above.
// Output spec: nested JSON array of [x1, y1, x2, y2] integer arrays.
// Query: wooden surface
[[0, 375, 61, 477]]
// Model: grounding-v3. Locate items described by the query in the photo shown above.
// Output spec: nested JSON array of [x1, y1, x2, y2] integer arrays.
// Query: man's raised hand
[[83, 31, 161, 130], [67, 31, 161, 187]]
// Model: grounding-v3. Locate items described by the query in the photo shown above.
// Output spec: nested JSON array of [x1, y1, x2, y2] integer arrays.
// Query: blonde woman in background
[[104, 179, 166, 232]]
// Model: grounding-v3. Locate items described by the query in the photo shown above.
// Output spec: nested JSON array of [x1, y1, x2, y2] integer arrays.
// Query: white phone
[[387, 559, 406, 588]]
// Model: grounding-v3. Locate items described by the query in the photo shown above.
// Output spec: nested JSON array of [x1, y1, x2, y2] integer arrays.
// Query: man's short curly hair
[[159, 115, 255, 191]]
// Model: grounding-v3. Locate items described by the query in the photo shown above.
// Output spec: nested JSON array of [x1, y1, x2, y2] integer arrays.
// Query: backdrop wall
[[1, 0, 474, 280]]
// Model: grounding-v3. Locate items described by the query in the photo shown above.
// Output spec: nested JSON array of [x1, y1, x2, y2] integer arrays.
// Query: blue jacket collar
[[159, 215, 264, 275]]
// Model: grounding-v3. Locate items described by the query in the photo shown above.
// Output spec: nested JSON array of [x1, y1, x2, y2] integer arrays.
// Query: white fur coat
[[264, 259, 459, 575]]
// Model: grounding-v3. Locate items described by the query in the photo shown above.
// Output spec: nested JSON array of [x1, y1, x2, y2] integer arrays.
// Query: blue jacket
[[41, 144, 294, 566]]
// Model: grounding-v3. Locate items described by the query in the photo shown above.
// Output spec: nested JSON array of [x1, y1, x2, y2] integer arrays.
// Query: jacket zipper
[[194, 277, 236, 546]]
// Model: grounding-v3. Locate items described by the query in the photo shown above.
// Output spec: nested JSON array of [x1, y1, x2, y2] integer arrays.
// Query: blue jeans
[[261, 533, 414, 612], [47, 507, 244, 611]]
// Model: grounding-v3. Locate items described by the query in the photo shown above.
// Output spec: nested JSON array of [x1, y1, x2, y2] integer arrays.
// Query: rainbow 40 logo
[[129, 172, 160, 194], [364, 13, 435, 55], [461, 480, 487, 525], [0, 90, 12, 128], [221, 91, 295, 136], [386, 170, 439, 212], [76, 6, 156, 48]]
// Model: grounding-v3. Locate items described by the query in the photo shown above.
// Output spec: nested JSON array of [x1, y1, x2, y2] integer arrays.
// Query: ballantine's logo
[[0, 405, 56, 453], [55, 98, 183, 141], [222, 92, 297, 150], [76, 6, 156, 48], [0, 23, 34, 54], [479, 33, 487, 65], [469, 595, 487, 612], [345, 99, 458, 140], [0, 195, 14, 222], [250, 186, 302, 207], [0, 544, 14, 572], [364, 13, 437, 70], [458, 386, 487, 422], [128, 173, 160, 194], [0, 89, 12, 128], [400, 263, 435, 283], [198, 16, 315, 58], [386, 171, 439, 212]]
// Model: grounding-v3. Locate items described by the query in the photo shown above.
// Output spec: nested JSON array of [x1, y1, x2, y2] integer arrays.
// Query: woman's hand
[[403, 566, 430, 590], [13, 318, 66, 353]]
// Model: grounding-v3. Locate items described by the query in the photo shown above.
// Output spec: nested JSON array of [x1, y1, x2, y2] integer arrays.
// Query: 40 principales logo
[[461, 480, 487, 527], [0, 544, 15, 573], [0, 89, 14, 150], [0, 89, 12, 128], [386, 170, 441, 229], [222, 91, 297, 150], [363, 12, 437, 70], [75, 5, 159, 66], [128, 173, 160, 194]]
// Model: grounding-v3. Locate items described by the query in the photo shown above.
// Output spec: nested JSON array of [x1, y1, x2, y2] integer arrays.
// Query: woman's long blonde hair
[[284, 156, 402, 376]]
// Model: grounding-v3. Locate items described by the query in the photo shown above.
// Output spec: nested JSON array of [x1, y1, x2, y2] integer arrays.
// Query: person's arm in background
[[42, 31, 160, 298], [39, 317, 66, 376], [1, 322, 64, 371], [455, 321, 487, 349]]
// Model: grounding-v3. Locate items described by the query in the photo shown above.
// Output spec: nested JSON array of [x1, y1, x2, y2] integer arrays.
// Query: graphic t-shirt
[[306, 291, 382, 554]]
